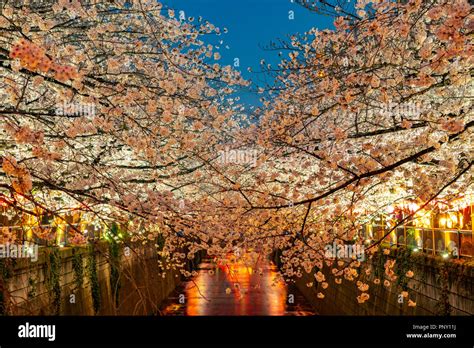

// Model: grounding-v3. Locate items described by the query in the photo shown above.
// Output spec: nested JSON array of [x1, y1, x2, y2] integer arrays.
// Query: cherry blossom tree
[[0, 0, 472, 307], [0, 0, 246, 266], [199, 0, 473, 301]]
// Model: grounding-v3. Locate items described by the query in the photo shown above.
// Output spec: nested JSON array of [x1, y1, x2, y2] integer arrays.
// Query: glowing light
[[414, 229, 421, 245], [390, 230, 397, 244], [366, 224, 373, 238], [449, 214, 458, 225], [181, 253, 287, 316]]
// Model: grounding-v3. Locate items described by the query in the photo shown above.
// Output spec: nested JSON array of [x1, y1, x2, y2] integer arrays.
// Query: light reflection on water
[[161, 254, 315, 316]]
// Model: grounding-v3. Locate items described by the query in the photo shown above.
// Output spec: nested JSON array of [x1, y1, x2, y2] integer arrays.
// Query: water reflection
[[161, 254, 315, 316]]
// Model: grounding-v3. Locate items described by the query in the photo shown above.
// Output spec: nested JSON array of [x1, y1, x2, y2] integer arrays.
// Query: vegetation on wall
[[436, 262, 452, 316], [156, 234, 165, 251], [108, 224, 121, 308], [44, 248, 61, 315], [0, 258, 15, 315], [394, 247, 413, 291], [27, 276, 37, 300], [72, 249, 84, 291], [87, 244, 101, 314], [373, 246, 388, 280]]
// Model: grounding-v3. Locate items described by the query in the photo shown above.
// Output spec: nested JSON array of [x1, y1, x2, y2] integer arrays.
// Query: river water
[[160, 254, 316, 316]]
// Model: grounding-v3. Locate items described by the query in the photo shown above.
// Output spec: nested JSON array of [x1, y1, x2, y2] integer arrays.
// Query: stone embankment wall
[[0, 242, 201, 315], [274, 250, 474, 315]]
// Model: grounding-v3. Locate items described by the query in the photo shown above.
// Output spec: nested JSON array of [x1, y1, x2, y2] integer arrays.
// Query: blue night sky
[[162, 0, 335, 108]]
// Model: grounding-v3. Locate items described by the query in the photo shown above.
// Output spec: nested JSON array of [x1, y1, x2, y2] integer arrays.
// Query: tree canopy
[[1, 0, 473, 301]]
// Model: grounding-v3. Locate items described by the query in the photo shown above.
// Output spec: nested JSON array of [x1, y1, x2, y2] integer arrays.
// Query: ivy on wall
[[373, 246, 388, 280], [87, 244, 101, 314], [0, 259, 14, 279], [156, 234, 165, 251], [108, 224, 121, 308], [72, 249, 84, 291], [395, 247, 412, 291], [44, 248, 61, 315], [27, 276, 37, 300], [0, 259, 15, 315], [436, 262, 452, 316], [374, 246, 464, 314]]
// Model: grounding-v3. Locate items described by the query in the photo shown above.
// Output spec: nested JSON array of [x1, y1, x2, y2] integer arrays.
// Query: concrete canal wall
[[290, 251, 474, 316], [0, 242, 200, 315]]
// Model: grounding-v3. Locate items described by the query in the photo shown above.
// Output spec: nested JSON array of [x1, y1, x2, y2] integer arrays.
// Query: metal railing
[[2, 222, 473, 258], [363, 224, 473, 258]]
